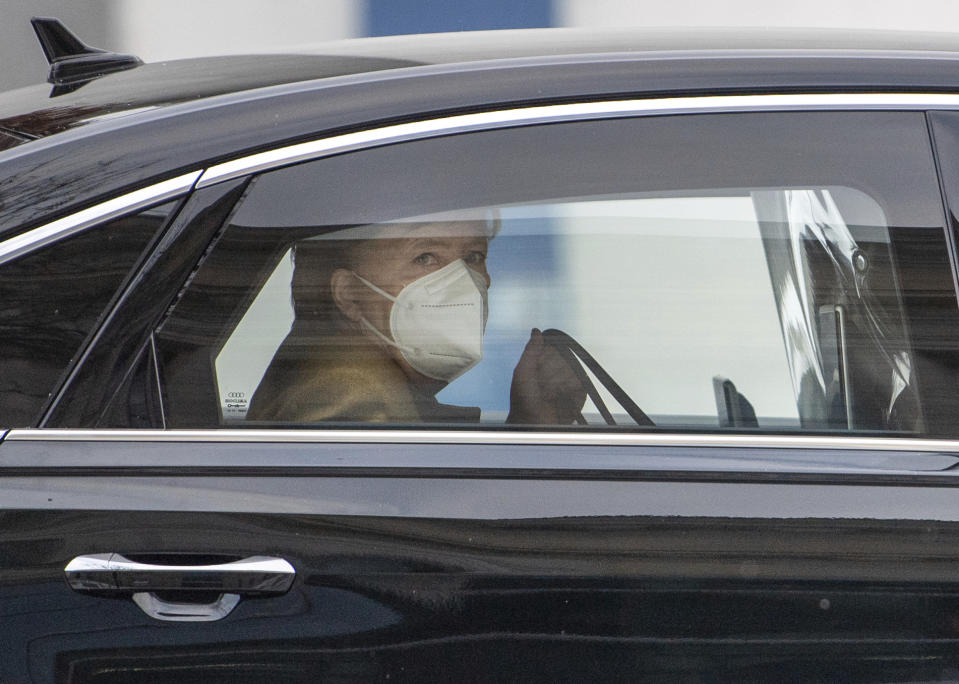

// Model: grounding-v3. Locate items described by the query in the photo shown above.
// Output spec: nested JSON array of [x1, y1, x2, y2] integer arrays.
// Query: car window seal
[[197, 92, 959, 188]]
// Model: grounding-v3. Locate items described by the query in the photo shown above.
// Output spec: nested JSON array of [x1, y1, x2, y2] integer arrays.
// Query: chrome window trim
[[197, 92, 959, 187], [7, 94, 959, 265], [7, 428, 959, 453], [7, 93, 959, 451], [0, 172, 201, 266]]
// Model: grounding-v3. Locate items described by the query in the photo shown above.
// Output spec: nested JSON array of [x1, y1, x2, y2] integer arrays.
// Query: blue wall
[[367, 0, 554, 36]]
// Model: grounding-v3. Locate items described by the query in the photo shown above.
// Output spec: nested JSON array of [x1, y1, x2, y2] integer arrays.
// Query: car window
[[0, 130, 26, 152], [0, 202, 176, 426], [154, 112, 959, 435]]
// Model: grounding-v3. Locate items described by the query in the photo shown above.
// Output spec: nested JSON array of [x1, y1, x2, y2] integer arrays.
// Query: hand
[[506, 328, 588, 425]]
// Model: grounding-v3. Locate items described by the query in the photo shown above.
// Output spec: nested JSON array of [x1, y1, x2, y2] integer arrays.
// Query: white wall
[[11, 0, 959, 93], [0, 0, 359, 92], [558, 0, 959, 32], [112, 0, 359, 62], [0, 0, 112, 91]]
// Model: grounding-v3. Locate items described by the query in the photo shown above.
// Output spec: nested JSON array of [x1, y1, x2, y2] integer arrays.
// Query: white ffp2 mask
[[353, 259, 489, 382]]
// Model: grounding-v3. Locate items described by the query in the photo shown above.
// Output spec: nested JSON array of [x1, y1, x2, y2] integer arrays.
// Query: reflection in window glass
[[156, 112, 959, 434], [215, 250, 294, 420], [442, 195, 799, 426], [0, 202, 173, 426], [206, 187, 916, 432]]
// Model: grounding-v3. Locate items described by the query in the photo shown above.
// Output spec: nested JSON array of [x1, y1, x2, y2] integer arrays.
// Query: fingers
[[512, 328, 543, 376], [526, 327, 543, 354], [539, 345, 587, 403], [508, 328, 587, 425]]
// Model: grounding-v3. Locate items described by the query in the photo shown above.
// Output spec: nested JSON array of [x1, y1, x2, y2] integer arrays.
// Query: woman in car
[[246, 217, 586, 425]]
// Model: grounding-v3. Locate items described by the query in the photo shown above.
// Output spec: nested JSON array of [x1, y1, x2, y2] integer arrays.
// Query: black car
[[6, 17, 959, 682]]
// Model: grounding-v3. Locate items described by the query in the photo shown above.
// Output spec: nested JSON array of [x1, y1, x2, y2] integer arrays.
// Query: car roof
[[8, 25, 959, 240], [5, 26, 959, 140], [0, 54, 420, 140]]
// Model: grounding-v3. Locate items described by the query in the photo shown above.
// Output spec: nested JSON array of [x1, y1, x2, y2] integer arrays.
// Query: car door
[[5, 100, 959, 683]]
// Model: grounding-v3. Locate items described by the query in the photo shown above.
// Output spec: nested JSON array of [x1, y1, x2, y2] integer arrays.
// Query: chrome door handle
[[65, 554, 295, 593], [64, 553, 295, 622]]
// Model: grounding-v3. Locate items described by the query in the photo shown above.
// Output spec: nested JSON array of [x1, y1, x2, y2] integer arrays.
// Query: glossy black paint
[[4, 506, 959, 682], [0, 54, 420, 136], [9, 50, 959, 238], [7, 440, 959, 520], [7, 26, 959, 681], [8, 26, 959, 134], [0, 128, 30, 151], [45, 180, 249, 428], [0, 206, 175, 427], [30, 17, 144, 90], [930, 111, 959, 281]]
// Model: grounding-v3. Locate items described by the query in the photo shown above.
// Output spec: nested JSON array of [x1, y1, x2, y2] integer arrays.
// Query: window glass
[[0, 202, 174, 426], [0, 131, 26, 152], [155, 113, 959, 435]]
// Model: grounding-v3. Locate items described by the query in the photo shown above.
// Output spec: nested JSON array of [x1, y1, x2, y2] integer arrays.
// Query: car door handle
[[64, 553, 295, 622]]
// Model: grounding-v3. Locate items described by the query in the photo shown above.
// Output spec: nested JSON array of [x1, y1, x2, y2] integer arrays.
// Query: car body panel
[[4, 489, 959, 681], [12, 48, 959, 237], [5, 25, 959, 682]]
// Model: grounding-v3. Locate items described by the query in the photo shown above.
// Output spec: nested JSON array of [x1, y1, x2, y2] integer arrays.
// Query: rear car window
[[0, 202, 175, 426], [154, 112, 959, 435], [0, 130, 28, 152]]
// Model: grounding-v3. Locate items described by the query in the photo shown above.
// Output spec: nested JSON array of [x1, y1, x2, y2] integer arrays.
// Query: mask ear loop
[[350, 272, 418, 354], [351, 272, 398, 303]]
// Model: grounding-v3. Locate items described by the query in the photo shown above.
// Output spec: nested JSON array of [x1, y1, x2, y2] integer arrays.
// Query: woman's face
[[333, 220, 492, 386], [355, 221, 490, 288]]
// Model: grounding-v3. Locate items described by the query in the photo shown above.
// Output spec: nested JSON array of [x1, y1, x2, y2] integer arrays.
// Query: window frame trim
[[6, 427, 959, 453], [7, 429, 959, 482], [0, 172, 201, 267], [6, 92, 959, 440], [6, 93, 959, 265], [196, 92, 959, 187]]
